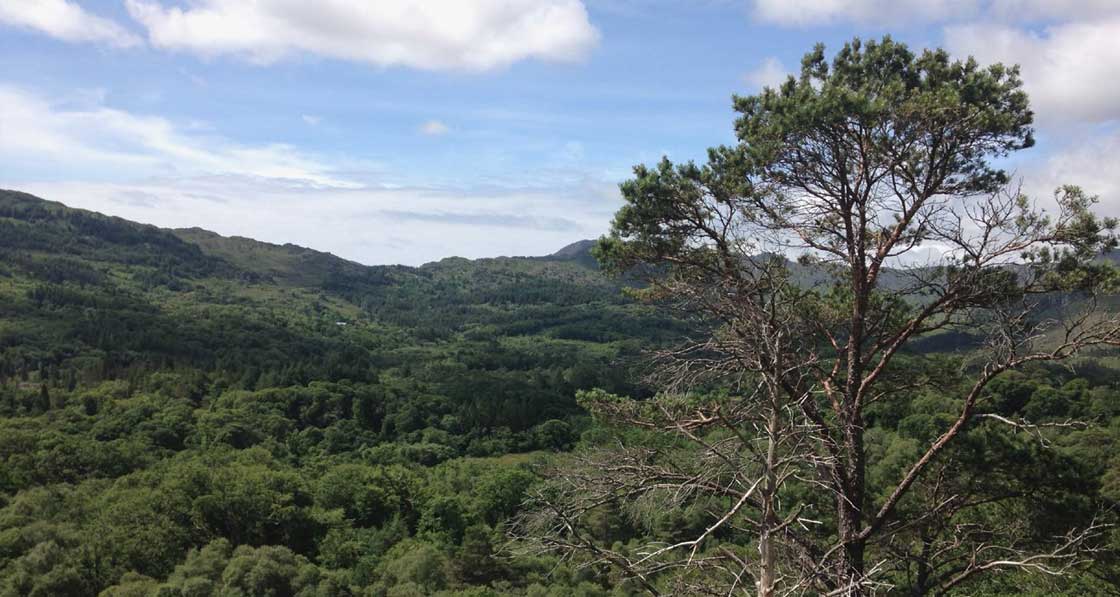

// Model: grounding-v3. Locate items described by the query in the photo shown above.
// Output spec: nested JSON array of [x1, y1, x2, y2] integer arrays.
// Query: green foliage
[[0, 190, 671, 596], [0, 182, 1116, 596], [587, 34, 1120, 595]]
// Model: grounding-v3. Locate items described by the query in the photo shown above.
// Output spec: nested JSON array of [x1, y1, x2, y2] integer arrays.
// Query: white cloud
[[748, 1, 1120, 127], [752, 0, 979, 26], [985, 0, 1120, 21], [1015, 129, 1120, 218], [302, 114, 322, 126], [0, 84, 619, 265], [751, 0, 1120, 26], [945, 19, 1120, 124], [0, 0, 140, 47], [744, 57, 789, 90], [419, 120, 450, 136], [0, 85, 356, 188], [9, 178, 618, 266], [124, 0, 599, 72]]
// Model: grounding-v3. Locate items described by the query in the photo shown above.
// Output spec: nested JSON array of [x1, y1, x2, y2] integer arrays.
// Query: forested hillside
[[1, 189, 1119, 596], [0, 189, 680, 596]]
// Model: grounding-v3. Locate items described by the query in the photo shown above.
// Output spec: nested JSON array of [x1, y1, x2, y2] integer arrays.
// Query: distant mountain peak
[[551, 239, 597, 258], [543, 239, 599, 269]]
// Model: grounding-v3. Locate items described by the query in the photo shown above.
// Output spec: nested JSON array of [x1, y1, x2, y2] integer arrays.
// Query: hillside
[[0, 188, 675, 384], [1, 189, 1119, 597], [0, 188, 684, 490], [0, 190, 688, 594]]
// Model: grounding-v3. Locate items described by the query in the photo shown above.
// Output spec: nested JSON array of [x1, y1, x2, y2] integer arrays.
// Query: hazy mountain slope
[[0, 189, 675, 392], [173, 226, 415, 294], [0, 189, 229, 281]]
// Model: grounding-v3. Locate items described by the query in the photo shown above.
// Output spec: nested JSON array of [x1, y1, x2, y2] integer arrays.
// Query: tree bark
[[758, 405, 780, 597]]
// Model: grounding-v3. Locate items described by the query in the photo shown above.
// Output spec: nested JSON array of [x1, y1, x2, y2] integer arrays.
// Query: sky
[[1, 1, 1118, 266]]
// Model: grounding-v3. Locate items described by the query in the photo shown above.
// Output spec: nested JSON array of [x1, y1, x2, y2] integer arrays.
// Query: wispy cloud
[[380, 209, 581, 231], [751, 0, 1120, 27], [0, 85, 357, 188], [0, 0, 141, 47], [419, 120, 451, 136], [744, 57, 788, 90], [11, 179, 617, 265], [0, 82, 620, 265]]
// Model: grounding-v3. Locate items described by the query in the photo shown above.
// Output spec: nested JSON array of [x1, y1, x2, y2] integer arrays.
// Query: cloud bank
[[752, 0, 1120, 26], [0, 84, 617, 265], [10, 179, 617, 267], [752, 0, 974, 27], [124, 0, 599, 72], [945, 19, 1120, 124]]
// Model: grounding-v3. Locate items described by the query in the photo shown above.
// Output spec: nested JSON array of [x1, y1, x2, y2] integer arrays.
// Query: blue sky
[[1, 1, 1118, 265]]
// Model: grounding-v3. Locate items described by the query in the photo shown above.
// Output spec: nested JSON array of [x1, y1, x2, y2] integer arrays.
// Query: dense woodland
[[0, 189, 679, 596], [1, 187, 1118, 596], [5, 35, 1120, 595]]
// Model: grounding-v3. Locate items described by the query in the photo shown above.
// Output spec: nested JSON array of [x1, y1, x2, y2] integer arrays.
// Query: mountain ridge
[[1, 187, 599, 273], [0, 188, 673, 381]]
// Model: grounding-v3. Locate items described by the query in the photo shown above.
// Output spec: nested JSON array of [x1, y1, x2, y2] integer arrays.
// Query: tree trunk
[[759, 528, 775, 597], [838, 253, 869, 592], [758, 405, 780, 597], [837, 412, 867, 593]]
